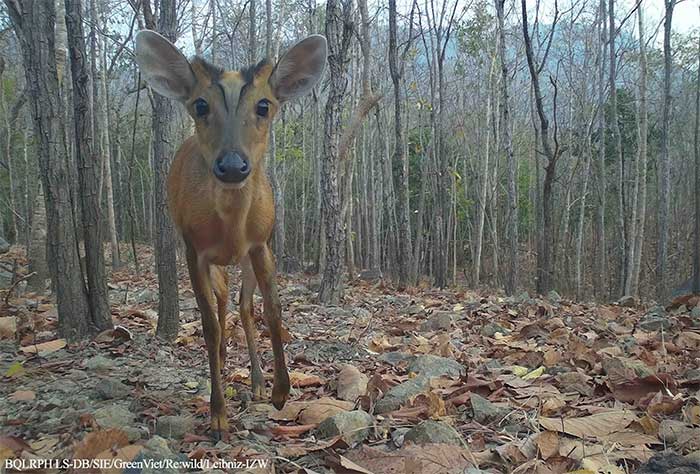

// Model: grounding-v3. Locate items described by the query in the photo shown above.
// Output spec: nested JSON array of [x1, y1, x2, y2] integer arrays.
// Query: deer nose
[[213, 152, 250, 183]]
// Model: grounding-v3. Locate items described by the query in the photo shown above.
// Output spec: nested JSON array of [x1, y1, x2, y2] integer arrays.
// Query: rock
[[132, 288, 157, 304], [315, 410, 373, 446], [618, 295, 637, 307], [132, 435, 183, 474], [284, 285, 307, 297], [407, 354, 465, 378], [391, 427, 411, 447], [480, 322, 509, 338], [325, 306, 352, 319], [659, 420, 700, 451], [0, 237, 9, 254], [637, 454, 700, 474], [470, 393, 508, 424], [420, 312, 453, 332], [547, 290, 562, 303], [402, 304, 425, 316], [156, 415, 195, 439], [96, 378, 129, 400], [358, 269, 382, 281], [516, 291, 532, 303], [94, 405, 134, 428], [374, 376, 431, 414], [640, 306, 671, 331], [337, 365, 368, 401], [85, 355, 114, 371], [378, 352, 414, 367], [0, 267, 13, 288], [403, 420, 463, 446]]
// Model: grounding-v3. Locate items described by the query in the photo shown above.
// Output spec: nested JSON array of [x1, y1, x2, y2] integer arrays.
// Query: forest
[[0, 0, 700, 473]]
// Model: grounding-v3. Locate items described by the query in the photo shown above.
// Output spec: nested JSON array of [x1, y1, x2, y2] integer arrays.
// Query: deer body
[[135, 30, 327, 439]]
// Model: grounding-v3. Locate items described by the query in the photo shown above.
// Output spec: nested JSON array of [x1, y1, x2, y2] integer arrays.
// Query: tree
[[5, 0, 107, 339], [694, 5, 700, 294], [657, 0, 674, 301], [495, 0, 517, 295], [65, 0, 112, 331], [142, 0, 181, 340], [318, 0, 352, 304]]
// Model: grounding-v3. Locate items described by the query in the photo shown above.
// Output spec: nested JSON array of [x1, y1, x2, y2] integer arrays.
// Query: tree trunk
[[495, 0, 518, 295], [657, 0, 674, 301], [6, 0, 98, 339], [693, 5, 700, 294], [27, 187, 49, 292], [318, 0, 352, 304], [143, 0, 181, 340], [595, 0, 608, 300]]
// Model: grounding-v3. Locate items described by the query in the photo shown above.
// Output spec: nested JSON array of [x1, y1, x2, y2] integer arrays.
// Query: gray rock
[[132, 288, 157, 304], [420, 312, 453, 332], [404, 420, 463, 446], [640, 306, 671, 331], [402, 304, 425, 316], [470, 393, 508, 424], [315, 410, 373, 446], [337, 365, 369, 402], [94, 405, 134, 428], [391, 427, 411, 447], [85, 355, 114, 371], [618, 295, 637, 307], [0, 268, 13, 288], [480, 322, 509, 337], [96, 378, 129, 400], [547, 290, 562, 303], [358, 269, 383, 281], [156, 415, 194, 439], [637, 454, 700, 474], [374, 376, 431, 414], [0, 237, 10, 254], [378, 351, 415, 367], [407, 354, 465, 378], [131, 435, 184, 474]]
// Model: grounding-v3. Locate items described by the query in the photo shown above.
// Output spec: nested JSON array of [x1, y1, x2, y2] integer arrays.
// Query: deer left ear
[[270, 35, 327, 102]]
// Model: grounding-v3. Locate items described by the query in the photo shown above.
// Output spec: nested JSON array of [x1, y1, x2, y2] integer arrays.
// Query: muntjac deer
[[135, 30, 327, 438]]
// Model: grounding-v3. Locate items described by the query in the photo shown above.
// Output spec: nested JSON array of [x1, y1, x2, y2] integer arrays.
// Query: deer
[[134, 30, 327, 439]]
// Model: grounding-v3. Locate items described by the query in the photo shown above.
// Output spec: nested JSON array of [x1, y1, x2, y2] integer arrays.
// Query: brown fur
[[167, 60, 289, 439]]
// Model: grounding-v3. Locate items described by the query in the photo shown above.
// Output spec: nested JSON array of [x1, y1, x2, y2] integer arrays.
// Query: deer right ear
[[135, 30, 195, 102]]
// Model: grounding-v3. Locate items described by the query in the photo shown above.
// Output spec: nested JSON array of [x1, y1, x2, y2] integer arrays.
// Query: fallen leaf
[[289, 371, 324, 387], [271, 424, 316, 438], [539, 410, 637, 439], [72, 429, 129, 460], [20, 339, 66, 356], [535, 431, 559, 460], [0, 316, 17, 339], [10, 390, 35, 401]]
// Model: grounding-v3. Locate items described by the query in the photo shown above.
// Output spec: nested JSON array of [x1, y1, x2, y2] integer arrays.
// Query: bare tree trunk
[[657, 0, 674, 301], [693, 5, 700, 294], [143, 0, 181, 340], [495, 0, 518, 295], [595, 0, 608, 300], [626, 2, 648, 297], [27, 187, 49, 292], [318, 0, 352, 304]]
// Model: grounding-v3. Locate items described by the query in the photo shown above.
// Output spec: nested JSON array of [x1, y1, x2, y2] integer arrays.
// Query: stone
[[403, 420, 463, 446], [85, 355, 114, 371], [94, 405, 134, 429], [130, 435, 183, 474], [420, 312, 453, 332], [480, 322, 509, 338], [132, 288, 157, 304], [374, 376, 431, 414], [470, 393, 508, 424], [402, 304, 425, 316], [640, 306, 672, 331], [156, 415, 195, 439], [337, 365, 368, 402], [0, 237, 10, 254], [637, 454, 700, 474], [378, 351, 414, 367], [315, 410, 373, 446], [96, 378, 129, 400], [407, 354, 465, 378], [547, 290, 562, 303], [358, 269, 383, 281], [618, 295, 636, 307]]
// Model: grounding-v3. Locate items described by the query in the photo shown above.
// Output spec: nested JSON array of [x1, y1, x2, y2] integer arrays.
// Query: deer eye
[[194, 98, 209, 117], [256, 99, 270, 117]]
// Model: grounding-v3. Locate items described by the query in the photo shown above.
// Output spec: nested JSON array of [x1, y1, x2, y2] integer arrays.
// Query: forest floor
[[1, 245, 700, 474]]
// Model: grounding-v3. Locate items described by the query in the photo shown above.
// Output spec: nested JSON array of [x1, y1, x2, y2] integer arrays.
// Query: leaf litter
[[0, 245, 699, 473]]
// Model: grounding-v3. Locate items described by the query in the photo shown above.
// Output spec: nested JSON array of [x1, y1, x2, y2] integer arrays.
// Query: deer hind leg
[[250, 244, 290, 410], [185, 245, 228, 439], [239, 256, 266, 400], [212, 265, 229, 362]]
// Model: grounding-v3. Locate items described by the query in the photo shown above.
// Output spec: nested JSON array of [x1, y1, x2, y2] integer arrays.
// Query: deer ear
[[270, 35, 327, 102], [135, 30, 195, 102]]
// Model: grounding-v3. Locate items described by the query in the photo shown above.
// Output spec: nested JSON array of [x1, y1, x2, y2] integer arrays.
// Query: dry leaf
[[0, 316, 17, 339], [20, 339, 66, 356], [337, 365, 368, 401], [10, 390, 35, 401], [289, 371, 324, 387], [534, 431, 559, 460], [72, 429, 129, 460], [539, 410, 636, 439]]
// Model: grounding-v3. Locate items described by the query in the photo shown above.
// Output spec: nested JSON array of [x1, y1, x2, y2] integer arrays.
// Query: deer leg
[[212, 266, 229, 362], [185, 245, 228, 439], [239, 256, 265, 400], [249, 244, 290, 410]]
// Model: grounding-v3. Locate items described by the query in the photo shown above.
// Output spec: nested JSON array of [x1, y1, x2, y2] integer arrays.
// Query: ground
[[1, 245, 699, 474]]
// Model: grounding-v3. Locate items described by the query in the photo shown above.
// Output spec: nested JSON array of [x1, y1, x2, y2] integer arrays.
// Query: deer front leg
[[185, 245, 228, 439], [239, 256, 266, 400], [249, 244, 290, 410]]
